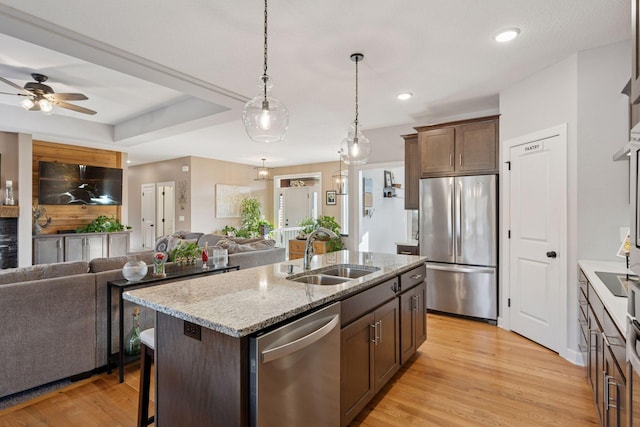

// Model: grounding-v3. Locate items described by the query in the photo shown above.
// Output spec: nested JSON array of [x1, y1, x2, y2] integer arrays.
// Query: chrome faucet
[[303, 227, 338, 270]]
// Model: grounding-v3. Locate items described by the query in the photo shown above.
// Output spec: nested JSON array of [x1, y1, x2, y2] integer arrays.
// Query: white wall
[[499, 40, 630, 363], [577, 41, 631, 260], [357, 163, 408, 253]]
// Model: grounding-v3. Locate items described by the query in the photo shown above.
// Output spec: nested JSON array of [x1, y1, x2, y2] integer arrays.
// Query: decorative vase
[[122, 259, 148, 282], [153, 252, 167, 277], [125, 308, 141, 356]]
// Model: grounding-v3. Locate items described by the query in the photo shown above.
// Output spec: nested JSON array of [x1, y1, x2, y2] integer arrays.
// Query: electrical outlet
[[184, 321, 201, 340]]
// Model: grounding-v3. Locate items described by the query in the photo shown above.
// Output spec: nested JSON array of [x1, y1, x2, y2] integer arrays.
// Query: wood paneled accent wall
[[32, 141, 123, 234]]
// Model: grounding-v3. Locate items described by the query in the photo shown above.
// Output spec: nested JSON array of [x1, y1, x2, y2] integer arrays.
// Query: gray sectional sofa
[[0, 234, 285, 399]]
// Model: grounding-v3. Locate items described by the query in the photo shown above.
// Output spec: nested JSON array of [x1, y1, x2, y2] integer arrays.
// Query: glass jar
[[122, 259, 148, 281]]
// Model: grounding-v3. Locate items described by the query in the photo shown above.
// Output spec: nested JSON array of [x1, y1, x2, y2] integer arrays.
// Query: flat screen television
[[38, 161, 123, 205]]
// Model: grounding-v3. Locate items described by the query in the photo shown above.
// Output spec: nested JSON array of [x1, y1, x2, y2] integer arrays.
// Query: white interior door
[[508, 129, 566, 353], [157, 182, 175, 237], [141, 183, 156, 249]]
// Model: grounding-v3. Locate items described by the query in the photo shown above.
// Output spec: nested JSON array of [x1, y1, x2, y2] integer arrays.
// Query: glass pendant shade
[[243, 87, 289, 143], [38, 99, 54, 115], [340, 123, 371, 165]]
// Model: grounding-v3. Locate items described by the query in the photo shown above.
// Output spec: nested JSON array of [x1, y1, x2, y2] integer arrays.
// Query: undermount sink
[[288, 274, 348, 285], [287, 264, 380, 285], [322, 266, 379, 279]]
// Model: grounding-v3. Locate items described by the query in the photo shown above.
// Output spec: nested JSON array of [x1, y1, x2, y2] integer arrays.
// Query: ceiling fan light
[[38, 99, 53, 114], [20, 98, 35, 110], [493, 27, 520, 43]]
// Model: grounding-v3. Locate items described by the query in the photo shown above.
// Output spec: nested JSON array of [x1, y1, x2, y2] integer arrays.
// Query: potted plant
[[169, 240, 201, 266], [223, 197, 274, 238], [297, 216, 344, 252], [76, 215, 131, 233]]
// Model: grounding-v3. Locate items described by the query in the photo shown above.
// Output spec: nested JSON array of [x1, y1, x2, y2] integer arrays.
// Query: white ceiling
[[0, 0, 631, 168]]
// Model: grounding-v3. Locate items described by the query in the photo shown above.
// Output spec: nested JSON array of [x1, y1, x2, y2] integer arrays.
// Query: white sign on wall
[[216, 184, 250, 218]]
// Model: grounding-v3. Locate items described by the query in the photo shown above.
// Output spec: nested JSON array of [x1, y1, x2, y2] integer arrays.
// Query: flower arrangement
[[153, 252, 167, 277], [169, 241, 201, 266]]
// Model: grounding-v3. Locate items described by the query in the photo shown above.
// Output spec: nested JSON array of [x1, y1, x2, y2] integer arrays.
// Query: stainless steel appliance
[[627, 279, 640, 425], [419, 175, 497, 321], [249, 303, 340, 427]]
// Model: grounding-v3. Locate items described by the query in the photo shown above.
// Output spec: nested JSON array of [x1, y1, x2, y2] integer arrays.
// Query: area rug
[[0, 379, 71, 411]]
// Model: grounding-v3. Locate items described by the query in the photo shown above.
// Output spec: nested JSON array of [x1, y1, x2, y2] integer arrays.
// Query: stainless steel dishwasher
[[249, 302, 340, 427]]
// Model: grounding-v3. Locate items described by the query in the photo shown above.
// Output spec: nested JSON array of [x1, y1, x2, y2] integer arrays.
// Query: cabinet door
[[341, 312, 375, 427], [454, 120, 498, 173], [108, 233, 130, 257], [404, 134, 419, 210], [588, 306, 603, 423], [64, 235, 85, 262], [373, 298, 400, 392], [85, 234, 106, 261], [33, 237, 63, 264], [633, 0, 640, 104], [603, 343, 627, 427], [419, 127, 455, 176]]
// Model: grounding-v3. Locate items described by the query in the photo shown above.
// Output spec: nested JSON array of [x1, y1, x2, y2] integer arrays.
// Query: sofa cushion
[[40, 261, 90, 279], [215, 238, 276, 254], [90, 256, 130, 273], [197, 234, 225, 248], [0, 266, 42, 285]]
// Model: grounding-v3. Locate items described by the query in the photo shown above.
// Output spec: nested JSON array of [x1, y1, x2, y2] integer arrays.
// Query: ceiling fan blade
[[0, 76, 32, 96], [54, 100, 97, 115], [49, 93, 88, 101], [0, 91, 24, 96]]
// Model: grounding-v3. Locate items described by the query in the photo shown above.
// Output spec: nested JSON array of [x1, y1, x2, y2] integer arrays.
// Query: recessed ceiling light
[[127, 160, 132, 164], [493, 27, 520, 43], [397, 92, 413, 101]]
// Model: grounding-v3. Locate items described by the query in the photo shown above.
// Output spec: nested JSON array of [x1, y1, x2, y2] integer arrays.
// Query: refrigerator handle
[[449, 182, 454, 256], [456, 180, 462, 258]]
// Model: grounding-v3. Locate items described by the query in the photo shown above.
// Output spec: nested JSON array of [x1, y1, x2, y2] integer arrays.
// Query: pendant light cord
[[354, 56, 359, 135], [263, 0, 269, 101]]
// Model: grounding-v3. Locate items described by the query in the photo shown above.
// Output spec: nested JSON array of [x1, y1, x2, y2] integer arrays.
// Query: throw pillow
[[155, 236, 169, 252]]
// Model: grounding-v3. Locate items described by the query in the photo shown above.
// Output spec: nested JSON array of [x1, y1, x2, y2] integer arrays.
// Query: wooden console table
[[288, 239, 327, 260], [107, 264, 240, 382]]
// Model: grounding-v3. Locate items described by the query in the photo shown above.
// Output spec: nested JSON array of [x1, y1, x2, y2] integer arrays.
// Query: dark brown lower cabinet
[[400, 281, 426, 364], [341, 298, 399, 427]]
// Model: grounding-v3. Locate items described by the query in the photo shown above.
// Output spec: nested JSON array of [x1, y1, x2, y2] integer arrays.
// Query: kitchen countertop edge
[[578, 259, 629, 335], [124, 250, 427, 338]]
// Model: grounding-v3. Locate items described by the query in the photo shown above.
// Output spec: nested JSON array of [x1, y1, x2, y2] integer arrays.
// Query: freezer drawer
[[426, 263, 497, 321]]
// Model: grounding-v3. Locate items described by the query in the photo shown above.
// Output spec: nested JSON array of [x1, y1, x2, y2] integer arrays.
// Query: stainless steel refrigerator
[[419, 175, 497, 321]]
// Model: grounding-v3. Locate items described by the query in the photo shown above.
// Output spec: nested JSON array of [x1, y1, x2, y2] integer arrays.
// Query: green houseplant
[[76, 215, 131, 233], [223, 197, 273, 238], [169, 240, 201, 265], [297, 215, 344, 252]]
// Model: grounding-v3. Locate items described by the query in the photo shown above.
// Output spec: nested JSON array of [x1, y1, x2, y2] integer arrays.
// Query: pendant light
[[242, 0, 289, 143], [340, 53, 370, 165], [332, 151, 348, 195], [254, 158, 273, 181]]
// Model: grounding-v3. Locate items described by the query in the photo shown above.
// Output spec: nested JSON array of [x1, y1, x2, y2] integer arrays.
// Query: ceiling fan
[[0, 73, 96, 116]]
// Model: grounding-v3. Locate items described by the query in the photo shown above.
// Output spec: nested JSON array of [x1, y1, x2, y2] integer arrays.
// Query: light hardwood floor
[[0, 314, 597, 426]]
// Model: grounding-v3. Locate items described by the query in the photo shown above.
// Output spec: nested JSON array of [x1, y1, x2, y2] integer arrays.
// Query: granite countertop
[[124, 250, 426, 338], [578, 259, 630, 335]]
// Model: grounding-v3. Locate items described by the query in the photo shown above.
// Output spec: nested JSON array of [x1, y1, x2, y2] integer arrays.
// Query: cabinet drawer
[[399, 264, 426, 291], [602, 307, 626, 376], [341, 278, 398, 327]]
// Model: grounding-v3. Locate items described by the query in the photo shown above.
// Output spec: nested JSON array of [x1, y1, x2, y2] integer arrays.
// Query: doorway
[[505, 124, 567, 353]]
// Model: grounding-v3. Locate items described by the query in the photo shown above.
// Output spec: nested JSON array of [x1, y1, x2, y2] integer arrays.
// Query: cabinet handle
[[603, 371, 609, 409], [588, 329, 598, 350], [449, 154, 453, 167], [370, 323, 377, 345], [606, 374, 618, 410], [410, 274, 423, 280], [377, 320, 382, 344], [399, 251, 413, 255], [459, 153, 462, 166]]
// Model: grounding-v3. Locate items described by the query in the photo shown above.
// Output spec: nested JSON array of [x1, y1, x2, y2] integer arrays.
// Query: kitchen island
[[124, 250, 427, 426]]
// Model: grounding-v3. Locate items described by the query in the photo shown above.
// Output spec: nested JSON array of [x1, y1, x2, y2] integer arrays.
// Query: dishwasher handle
[[261, 314, 340, 363]]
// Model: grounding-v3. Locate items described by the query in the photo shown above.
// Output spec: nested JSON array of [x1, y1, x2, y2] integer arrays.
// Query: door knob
[[546, 251, 557, 258]]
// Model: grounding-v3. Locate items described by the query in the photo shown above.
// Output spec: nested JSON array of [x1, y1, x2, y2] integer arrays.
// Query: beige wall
[[270, 161, 345, 230], [190, 156, 271, 233], [0, 132, 19, 191]]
